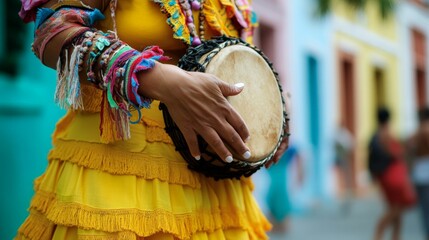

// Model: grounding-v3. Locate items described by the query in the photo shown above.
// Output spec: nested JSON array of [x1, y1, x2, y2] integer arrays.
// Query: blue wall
[[0, 23, 64, 239], [287, 0, 337, 206]]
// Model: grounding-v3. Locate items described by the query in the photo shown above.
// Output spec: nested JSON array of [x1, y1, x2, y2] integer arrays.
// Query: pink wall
[[252, 0, 289, 88]]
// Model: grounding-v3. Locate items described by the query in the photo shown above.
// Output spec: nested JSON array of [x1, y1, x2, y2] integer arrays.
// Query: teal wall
[[0, 22, 64, 239]]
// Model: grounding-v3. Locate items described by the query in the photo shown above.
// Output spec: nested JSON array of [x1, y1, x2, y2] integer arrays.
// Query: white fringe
[[54, 47, 84, 110], [67, 45, 83, 110]]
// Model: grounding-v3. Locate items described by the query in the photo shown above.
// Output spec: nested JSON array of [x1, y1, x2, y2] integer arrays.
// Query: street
[[269, 197, 425, 240]]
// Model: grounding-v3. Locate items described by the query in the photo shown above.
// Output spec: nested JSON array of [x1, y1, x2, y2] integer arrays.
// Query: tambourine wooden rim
[[160, 36, 289, 179]]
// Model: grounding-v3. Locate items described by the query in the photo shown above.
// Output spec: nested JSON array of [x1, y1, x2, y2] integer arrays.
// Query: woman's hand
[[138, 62, 251, 162]]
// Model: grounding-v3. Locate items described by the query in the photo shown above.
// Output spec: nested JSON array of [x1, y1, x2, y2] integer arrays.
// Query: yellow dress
[[16, 0, 270, 239]]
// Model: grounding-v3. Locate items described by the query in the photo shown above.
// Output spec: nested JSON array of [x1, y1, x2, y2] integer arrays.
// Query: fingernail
[[194, 155, 201, 161], [234, 82, 245, 89], [225, 156, 233, 163], [245, 136, 250, 142], [242, 151, 251, 160]]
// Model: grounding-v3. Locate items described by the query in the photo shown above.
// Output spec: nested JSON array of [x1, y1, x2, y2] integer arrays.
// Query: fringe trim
[[145, 126, 173, 144], [99, 91, 126, 143], [203, 0, 240, 38], [80, 85, 103, 112], [16, 209, 139, 240], [78, 231, 137, 240], [140, 116, 164, 128], [141, 117, 173, 144], [55, 47, 84, 110], [16, 210, 56, 240], [81, 232, 136, 240], [48, 139, 201, 188], [26, 190, 270, 240], [152, 0, 191, 45]]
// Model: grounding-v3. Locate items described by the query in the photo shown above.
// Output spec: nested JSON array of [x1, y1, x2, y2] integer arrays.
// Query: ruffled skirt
[[16, 100, 271, 239]]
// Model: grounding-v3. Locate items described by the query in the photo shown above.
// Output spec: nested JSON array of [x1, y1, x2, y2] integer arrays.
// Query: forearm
[[26, 1, 169, 142], [37, 0, 105, 67]]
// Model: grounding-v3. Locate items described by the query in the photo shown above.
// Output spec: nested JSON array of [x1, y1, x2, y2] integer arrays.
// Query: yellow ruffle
[[57, 85, 174, 145], [80, 85, 102, 112], [17, 159, 270, 239], [17, 211, 264, 240], [141, 117, 173, 144], [48, 139, 200, 188], [17, 210, 56, 240]]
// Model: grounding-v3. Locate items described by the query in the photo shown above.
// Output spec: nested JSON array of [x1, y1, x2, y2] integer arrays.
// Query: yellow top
[[17, 1, 269, 239], [97, 0, 255, 62]]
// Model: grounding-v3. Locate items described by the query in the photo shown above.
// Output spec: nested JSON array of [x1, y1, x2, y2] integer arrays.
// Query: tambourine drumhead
[[200, 44, 284, 162], [162, 36, 287, 179]]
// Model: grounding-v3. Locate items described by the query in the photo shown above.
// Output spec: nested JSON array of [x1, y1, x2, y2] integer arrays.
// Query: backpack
[[368, 134, 393, 178]]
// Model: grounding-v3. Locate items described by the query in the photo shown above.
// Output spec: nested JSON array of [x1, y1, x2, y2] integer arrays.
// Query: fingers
[[265, 137, 289, 169], [218, 81, 245, 97], [191, 116, 250, 163], [184, 123, 250, 163], [221, 124, 251, 160], [180, 126, 201, 160], [226, 107, 250, 142], [199, 128, 234, 163], [265, 160, 274, 169], [165, 72, 251, 163]]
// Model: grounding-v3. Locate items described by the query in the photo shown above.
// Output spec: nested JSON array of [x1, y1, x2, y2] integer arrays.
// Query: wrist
[[137, 62, 186, 103], [137, 61, 164, 101]]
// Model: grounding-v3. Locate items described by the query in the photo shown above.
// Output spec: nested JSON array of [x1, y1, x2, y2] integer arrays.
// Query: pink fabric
[[233, 0, 249, 29], [19, 0, 49, 23]]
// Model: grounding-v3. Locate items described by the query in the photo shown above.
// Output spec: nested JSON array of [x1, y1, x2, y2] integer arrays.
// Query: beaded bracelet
[[87, 33, 117, 84], [35, 6, 169, 142]]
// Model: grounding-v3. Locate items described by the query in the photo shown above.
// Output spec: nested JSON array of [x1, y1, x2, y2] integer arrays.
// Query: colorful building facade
[[282, 0, 429, 208], [331, 0, 401, 191], [284, 0, 337, 205], [398, 0, 429, 135], [279, 0, 428, 208]]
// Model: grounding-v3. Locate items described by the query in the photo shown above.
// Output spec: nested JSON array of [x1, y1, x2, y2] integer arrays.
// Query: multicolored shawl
[[20, 0, 258, 43]]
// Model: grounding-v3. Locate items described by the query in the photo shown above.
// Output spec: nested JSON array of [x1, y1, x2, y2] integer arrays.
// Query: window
[[0, 1, 27, 76], [374, 68, 386, 108], [411, 28, 427, 109], [307, 55, 320, 147]]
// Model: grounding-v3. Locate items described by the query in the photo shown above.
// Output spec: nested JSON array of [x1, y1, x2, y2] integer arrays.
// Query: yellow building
[[332, 0, 401, 191]]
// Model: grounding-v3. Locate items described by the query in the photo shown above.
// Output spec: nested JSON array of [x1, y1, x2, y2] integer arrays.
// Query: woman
[[266, 143, 303, 234], [368, 108, 415, 240], [17, 0, 289, 239]]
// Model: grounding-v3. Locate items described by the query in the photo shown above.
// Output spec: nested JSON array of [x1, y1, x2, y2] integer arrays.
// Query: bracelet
[[37, 7, 169, 142]]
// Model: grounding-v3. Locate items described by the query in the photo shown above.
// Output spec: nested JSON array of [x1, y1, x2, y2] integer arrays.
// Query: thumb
[[218, 82, 245, 97]]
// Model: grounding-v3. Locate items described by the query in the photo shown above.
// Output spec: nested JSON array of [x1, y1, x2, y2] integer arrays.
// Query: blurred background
[[0, 0, 428, 239]]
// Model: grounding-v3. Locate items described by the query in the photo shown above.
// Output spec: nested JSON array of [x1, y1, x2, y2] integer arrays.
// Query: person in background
[[406, 107, 429, 240], [333, 122, 354, 215], [266, 142, 304, 236], [368, 107, 415, 240]]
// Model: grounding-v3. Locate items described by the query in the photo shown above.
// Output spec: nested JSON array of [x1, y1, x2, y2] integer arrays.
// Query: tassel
[[66, 45, 84, 110], [116, 105, 131, 140], [54, 47, 84, 110], [110, 0, 119, 39], [99, 92, 131, 143], [54, 50, 69, 109], [100, 91, 117, 143]]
